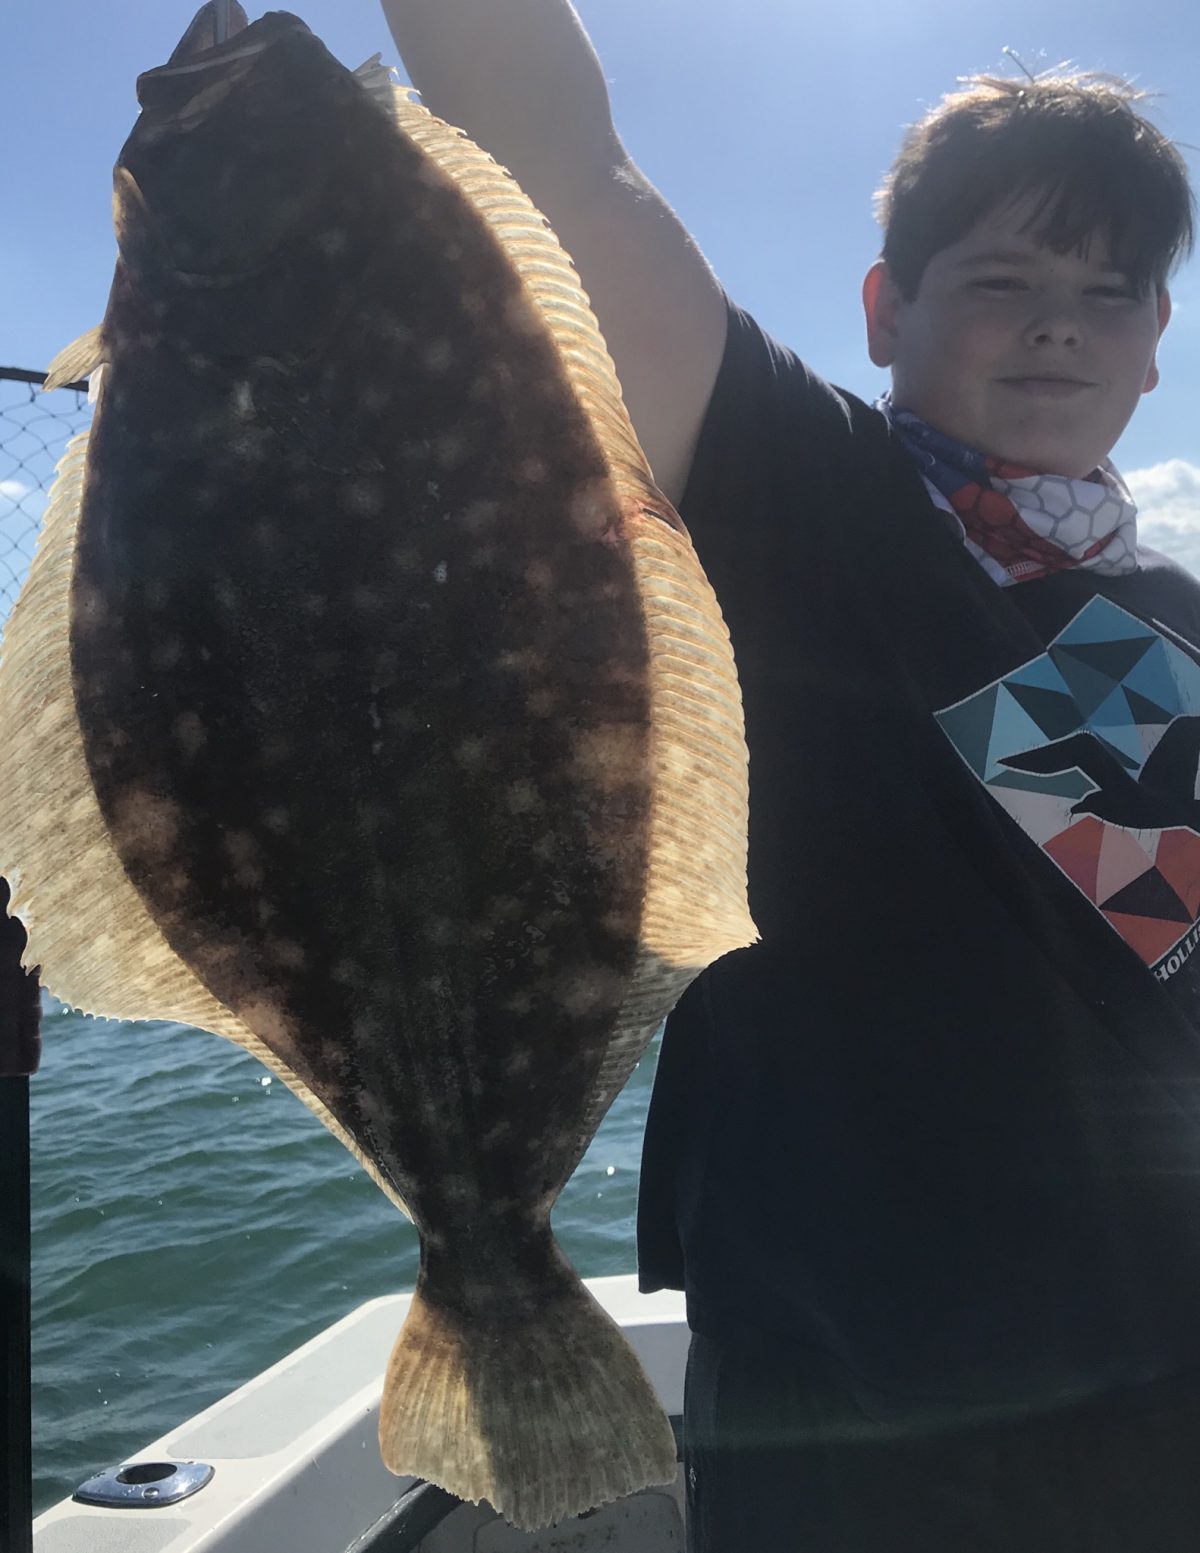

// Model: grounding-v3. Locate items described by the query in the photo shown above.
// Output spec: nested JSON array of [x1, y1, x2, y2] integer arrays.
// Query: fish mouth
[[136, 6, 311, 118]]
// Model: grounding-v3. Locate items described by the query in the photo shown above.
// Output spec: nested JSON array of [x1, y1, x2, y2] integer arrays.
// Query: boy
[[381, 5, 1199, 1547]]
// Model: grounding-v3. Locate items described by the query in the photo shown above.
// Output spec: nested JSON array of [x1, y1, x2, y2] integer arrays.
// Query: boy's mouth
[[997, 376, 1095, 397]]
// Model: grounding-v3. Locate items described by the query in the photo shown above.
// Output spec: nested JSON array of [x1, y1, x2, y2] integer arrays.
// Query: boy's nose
[[1023, 313, 1083, 348]]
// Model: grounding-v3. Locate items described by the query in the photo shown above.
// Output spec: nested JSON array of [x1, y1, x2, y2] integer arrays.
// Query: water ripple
[[29, 1002, 659, 1512]]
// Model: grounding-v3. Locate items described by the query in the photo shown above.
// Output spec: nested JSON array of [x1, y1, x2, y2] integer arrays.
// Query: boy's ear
[[1143, 288, 1172, 394], [863, 259, 903, 368]]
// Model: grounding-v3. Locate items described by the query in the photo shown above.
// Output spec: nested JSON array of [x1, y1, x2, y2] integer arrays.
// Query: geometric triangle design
[[1091, 729, 1142, 771], [1099, 866, 1193, 923], [937, 684, 999, 779], [1102, 908, 1191, 965], [1056, 596, 1166, 647], [1124, 639, 1184, 718], [1005, 654, 1078, 698], [1056, 635, 1157, 683], [1089, 684, 1140, 729], [1154, 827, 1200, 919], [1044, 817, 1106, 902], [986, 768, 1095, 800], [1095, 825, 1158, 906], [1123, 685, 1174, 727], [984, 686, 1056, 778], [1003, 679, 1084, 740], [1049, 645, 1124, 718], [936, 595, 1200, 973], [1084, 718, 1147, 773]]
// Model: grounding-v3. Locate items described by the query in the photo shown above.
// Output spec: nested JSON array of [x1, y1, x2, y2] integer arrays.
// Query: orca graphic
[[1000, 715, 1200, 832]]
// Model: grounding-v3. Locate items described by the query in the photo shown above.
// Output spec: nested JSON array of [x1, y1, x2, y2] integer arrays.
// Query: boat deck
[[33, 1275, 688, 1552]]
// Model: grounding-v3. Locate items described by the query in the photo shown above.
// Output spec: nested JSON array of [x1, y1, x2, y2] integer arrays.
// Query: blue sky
[[6, 0, 1200, 558]]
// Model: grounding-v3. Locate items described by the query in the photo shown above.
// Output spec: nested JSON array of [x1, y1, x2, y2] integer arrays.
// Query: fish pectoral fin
[[44, 325, 107, 392]]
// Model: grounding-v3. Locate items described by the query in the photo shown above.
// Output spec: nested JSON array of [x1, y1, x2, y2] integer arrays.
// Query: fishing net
[[0, 369, 92, 632]]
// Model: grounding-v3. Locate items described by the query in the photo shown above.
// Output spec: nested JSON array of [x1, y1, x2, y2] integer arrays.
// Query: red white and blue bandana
[[880, 398, 1139, 587]]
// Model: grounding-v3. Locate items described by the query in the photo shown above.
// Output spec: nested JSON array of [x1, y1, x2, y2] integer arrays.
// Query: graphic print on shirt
[[936, 596, 1200, 977]]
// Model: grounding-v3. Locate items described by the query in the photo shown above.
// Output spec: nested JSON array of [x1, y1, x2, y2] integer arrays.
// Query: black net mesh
[[0, 369, 92, 632]]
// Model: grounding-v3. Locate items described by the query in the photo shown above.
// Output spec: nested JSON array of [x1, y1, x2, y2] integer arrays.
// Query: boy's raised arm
[[379, 0, 727, 508]]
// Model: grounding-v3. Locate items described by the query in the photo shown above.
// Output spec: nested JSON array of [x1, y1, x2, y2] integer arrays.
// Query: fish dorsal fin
[[353, 52, 399, 114], [384, 94, 757, 1165], [43, 325, 106, 392], [0, 426, 411, 1219], [386, 88, 659, 507]]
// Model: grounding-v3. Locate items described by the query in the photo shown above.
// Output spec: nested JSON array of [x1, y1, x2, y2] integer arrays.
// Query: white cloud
[[1126, 458, 1200, 576], [0, 478, 31, 502]]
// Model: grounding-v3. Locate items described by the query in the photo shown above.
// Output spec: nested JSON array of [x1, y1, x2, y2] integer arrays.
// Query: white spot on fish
[[232, 381, 254, 420], [424, 339, 453, 373], [520, 456, 548, 485], [316, 228, 348, 256], [456, 735, 487, 768], [222, 831, 264, 890], [269, 939, 305, 971], [111, 785, 182, 863], [462, 500, 498, 533], [171, 712, 206, 759], [506, 780, 539, 815], [151, 638, 183, 673], [72, 580, 109, 634], [345, 480, 383, 515], [436, 433, 466, 469], [263, 807, 289, 834], [569, 478, 614, 539], [352, 1011, 384, 1043], [433, 561, 448, 584], [425, 479, 441, 499], [239, 997, 294, 1055]]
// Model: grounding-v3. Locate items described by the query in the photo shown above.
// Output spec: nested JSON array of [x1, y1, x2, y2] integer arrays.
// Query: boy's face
[[862, 197, 1171, 476]]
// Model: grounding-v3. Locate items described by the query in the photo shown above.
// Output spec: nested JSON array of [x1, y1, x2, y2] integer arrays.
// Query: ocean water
[[28, 999, 660, 1515]]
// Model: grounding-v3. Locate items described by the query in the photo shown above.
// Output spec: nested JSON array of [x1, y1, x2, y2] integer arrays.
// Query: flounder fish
[[0, 4, 755, 1529]]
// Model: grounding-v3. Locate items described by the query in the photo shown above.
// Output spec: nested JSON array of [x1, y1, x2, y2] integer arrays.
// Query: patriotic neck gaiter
[[878, 396, 1139, 587]]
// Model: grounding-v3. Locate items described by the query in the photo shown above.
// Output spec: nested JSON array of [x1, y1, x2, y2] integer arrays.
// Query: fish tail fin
[[378, 1233, 677, 1531]]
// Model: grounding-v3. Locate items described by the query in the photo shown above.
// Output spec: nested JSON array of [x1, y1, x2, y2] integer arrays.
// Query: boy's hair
[[875, 70, 1195, 300]]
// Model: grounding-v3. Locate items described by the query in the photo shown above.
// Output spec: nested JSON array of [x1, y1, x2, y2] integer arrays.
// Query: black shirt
[[638, 298, 1200, 1419]]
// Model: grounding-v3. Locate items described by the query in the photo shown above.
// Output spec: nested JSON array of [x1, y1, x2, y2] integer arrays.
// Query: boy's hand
[[379, 0, 726, 508]]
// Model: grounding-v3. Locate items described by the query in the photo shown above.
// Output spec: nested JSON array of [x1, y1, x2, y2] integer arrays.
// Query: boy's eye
[[971, 277, 1027, 292], [1087, 285, 1137, 300]]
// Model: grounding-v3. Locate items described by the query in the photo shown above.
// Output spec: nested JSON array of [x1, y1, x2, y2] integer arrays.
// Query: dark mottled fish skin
[[166, 0, 249, 62], [73, 11, 655, 1284]]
